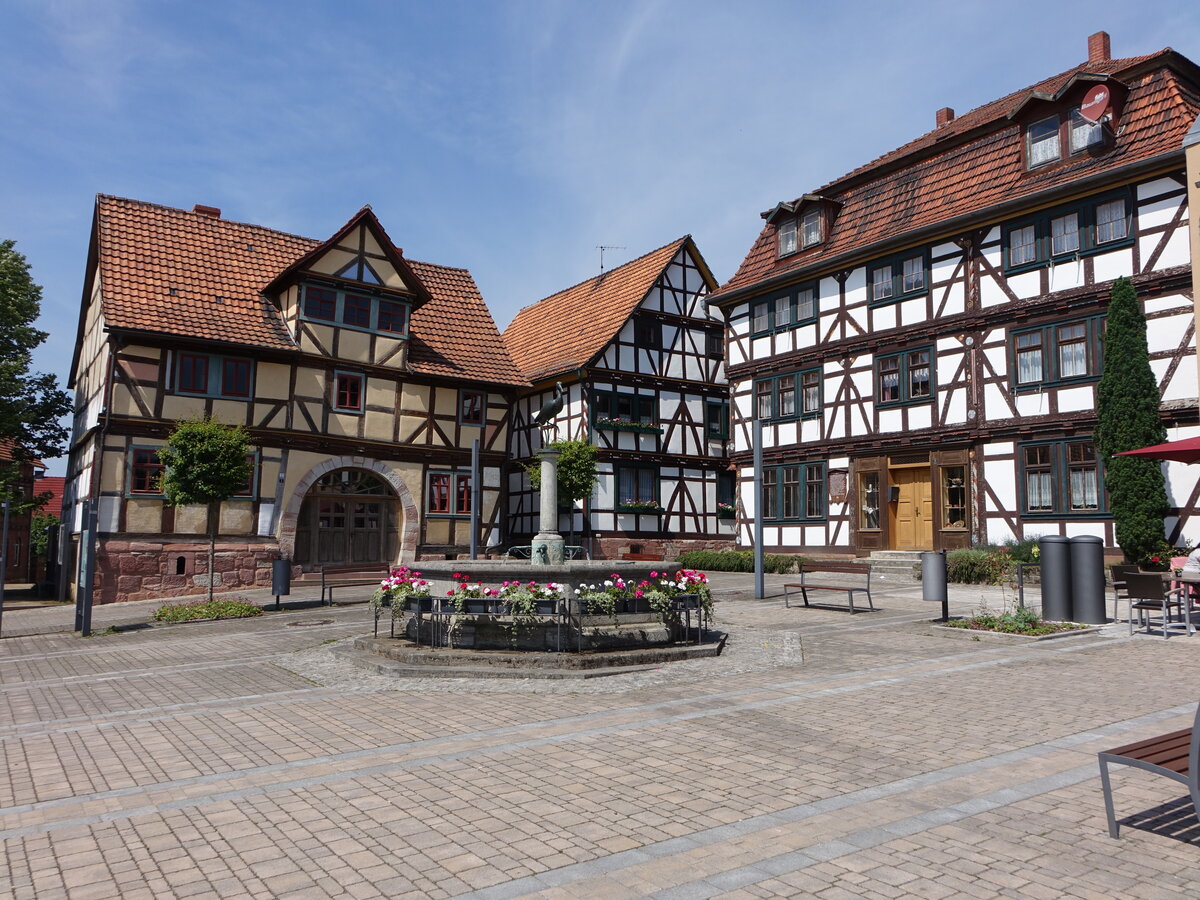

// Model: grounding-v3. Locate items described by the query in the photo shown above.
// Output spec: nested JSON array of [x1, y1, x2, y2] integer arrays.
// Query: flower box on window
[[595, 417, 663, 435], [617, 499, 664, 514], [716, 502, 736, 520]]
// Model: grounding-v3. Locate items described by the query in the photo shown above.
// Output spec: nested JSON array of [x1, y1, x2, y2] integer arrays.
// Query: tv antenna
[[597, 245, 625, 274]]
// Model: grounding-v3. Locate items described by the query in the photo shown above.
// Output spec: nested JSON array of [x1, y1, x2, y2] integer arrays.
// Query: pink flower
[[635, 590, 643, 598]]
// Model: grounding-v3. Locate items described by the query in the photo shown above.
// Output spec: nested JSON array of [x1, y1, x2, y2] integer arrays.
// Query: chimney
[[936, 106, 956, 128], [1088, 31, 1111, 64], [193, 204, 221, 218]]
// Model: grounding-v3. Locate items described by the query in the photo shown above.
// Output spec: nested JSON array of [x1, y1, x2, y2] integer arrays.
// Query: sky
[[2, 0, 1198, 475]]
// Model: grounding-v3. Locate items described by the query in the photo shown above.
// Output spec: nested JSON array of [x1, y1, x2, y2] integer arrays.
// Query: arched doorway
[[294, 469, 399, 567]]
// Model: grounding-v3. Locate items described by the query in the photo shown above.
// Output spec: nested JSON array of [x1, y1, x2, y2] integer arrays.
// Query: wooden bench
[[1098, 704, 1200, 838], [784, 561, 874, 613], [319, 565, 392, 606]]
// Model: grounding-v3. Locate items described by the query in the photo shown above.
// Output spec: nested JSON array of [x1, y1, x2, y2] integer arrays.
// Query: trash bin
[[1039, 536, 1072, 621], [271, 558, 291, 609], [1070, 535, 1106, 624], [922, 550, 948, 621]]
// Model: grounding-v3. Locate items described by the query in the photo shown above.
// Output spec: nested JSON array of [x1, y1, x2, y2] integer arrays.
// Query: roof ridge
[[97, 194, 319, 246], [509, 235, 688, 319]]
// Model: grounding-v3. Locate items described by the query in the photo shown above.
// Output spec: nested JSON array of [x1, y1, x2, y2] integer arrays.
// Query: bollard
[[1039, 536, 1073, 621], [922, 550, 949, 621], [1070, 535, 1106, 624], [272, 558, 292, 610]]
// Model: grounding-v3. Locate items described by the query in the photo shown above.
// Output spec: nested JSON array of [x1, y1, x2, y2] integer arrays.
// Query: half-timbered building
[[503, 237, 733, 558], [710, 33, 1200, 556], [63, 196, 526, 603]]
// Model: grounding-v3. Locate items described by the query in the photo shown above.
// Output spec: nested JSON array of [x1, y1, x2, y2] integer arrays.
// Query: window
[[1050, 213, 1080, 256], [634, 317, 661, 349], [1020, 440, 1106, 516], [1027, 115, 1061, 167], [304, 286, 337, 321], [617, 466, 658, 508], [1010, 316, 1104, 389], [778, 219, 797, 256], [876, 348, 934, 406], [177, 354, 209, 394], [1069, 107, 1104, 153], [761, 462, 826, 522], [717, 471, 735, 507], [942, 466, 967, 529], [1095, 198, 1127, 244], [1002, 192, 1131, 273], [593, 389, 657, 428], [868, 252, 928, 304], [130, 448, 164, 494], [460, 390, 485, 426], [801, 208, 822, 248], [1008, 225, 1037, 267], [705, 330, 723, 359], [300, 284, 411, 337], [755, 369, 820, 420], [427, 471, 472, 516], [858, 472, 880, 530], [334, 372, 364, 412], [705, 401, 729, 438], [750, 283, 818, 335], [173, 353, 254, 398]]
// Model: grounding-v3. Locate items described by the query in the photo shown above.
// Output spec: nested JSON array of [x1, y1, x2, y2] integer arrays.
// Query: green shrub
[[945, 548, 1012, 585], [153, 597, 263, 623], [999, 535, 1041, 564], [675, 550, 803, 574]]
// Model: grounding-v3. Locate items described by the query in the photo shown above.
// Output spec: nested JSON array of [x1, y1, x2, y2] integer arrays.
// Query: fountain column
[[531, 448, 565, 565]]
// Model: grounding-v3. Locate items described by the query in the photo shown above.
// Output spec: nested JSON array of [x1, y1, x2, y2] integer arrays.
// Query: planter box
[[594, 421, 664, 435], [930, 621, 1104, 642]]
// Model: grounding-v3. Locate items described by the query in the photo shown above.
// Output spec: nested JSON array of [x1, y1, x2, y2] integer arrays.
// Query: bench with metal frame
[[1099, 703, 1200, 838], [319, 565, 392, 606], [784, 561, 875, 614]]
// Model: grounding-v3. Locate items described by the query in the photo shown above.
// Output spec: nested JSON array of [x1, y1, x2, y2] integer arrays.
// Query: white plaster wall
[[1056, 386, 1093, 413], [1093, 246, 1134, 282]]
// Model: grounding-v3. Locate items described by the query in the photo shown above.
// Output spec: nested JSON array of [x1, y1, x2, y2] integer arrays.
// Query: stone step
[[868, 550, 925, 560], [335, 646, 661, 680]]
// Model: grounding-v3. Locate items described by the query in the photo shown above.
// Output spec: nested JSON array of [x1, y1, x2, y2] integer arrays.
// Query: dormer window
[[800, 209, 822, 248], [300, 284, 411, 338], [778, 219, 797, 256], [1027, 116, 1061, 167], [1069, 108, 1103, 153]]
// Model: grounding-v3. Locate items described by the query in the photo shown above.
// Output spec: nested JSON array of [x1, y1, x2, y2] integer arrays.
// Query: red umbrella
[[1115, 436, 1200, 464]]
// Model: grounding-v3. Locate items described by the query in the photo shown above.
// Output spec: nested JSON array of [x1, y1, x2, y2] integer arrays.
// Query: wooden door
[[891, 468, 933, 550]]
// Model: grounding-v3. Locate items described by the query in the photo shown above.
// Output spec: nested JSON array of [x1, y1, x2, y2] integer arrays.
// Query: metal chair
[[1109, 564, 1140, 622], [1124, 572, 1193, 639]]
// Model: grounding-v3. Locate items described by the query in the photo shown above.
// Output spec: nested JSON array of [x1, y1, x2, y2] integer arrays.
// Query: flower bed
[[153, 597, 263, 623], [940, 606, 1087, 636]]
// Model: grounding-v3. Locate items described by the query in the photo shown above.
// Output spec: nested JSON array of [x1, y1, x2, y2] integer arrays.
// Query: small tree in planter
[[158, 417, 252, 603], [1094, 276, 1170, 564]]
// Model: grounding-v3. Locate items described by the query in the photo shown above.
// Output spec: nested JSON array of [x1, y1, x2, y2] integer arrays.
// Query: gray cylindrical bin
[[1070, 535, 1106, 624], [272, 559, 292, 597], [922, 551, 949, 621], [1039, 536, 1073, 621]]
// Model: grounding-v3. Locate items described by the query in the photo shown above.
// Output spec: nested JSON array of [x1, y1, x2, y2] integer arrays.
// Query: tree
[[0, 240, 71, 497], [158, 417, 252, 601], [527, 439, 599, 544], [1094, 276, 1170, 564]]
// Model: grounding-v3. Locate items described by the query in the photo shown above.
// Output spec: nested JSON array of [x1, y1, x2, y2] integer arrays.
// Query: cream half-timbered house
[[64, 197, 525, 603], [710, 33, 1200, 555], [503, 237, 733, 558]]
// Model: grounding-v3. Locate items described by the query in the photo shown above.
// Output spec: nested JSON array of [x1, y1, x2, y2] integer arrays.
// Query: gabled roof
[[34, 476, 66, 513], [85, 196, 526, 386], [714, 47, 1200, 301], [502, 236, 715, 383]]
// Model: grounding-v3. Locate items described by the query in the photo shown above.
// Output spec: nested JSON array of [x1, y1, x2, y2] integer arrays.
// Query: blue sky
[[2, 0, 1197, 474]]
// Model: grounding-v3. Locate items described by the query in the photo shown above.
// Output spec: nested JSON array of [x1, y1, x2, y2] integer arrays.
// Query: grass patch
[[153, 597, 263, 623], [676, 549, 804, 574], [942, 605, 1087, 636]]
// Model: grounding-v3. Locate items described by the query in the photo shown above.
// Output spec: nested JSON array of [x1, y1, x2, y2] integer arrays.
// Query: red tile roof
[[713, 49, 1200, 300], [34, 476, 65, 514], [91, 196, 526, 386], [503, 237, 698, 382]]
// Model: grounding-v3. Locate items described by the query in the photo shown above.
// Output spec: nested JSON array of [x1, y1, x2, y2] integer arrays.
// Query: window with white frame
[[1069, 107, 1104, 153], [1095, 198, 1128, 244], [1021, 440, 1105, 516], [876, 348, 933, 406], [1011, 316, 1104, 389], [778, 219, 797, 256], [1027, 115, 1061, 167], [870, 264, 893, 301], [1009, 225, 1037, 267], [1050, 212, 1080, 255], [800, 209, 822, 247]]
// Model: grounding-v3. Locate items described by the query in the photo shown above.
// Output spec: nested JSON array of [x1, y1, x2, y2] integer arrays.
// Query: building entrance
[[890, 466, 933, 551], [294, 469, 398, 567]]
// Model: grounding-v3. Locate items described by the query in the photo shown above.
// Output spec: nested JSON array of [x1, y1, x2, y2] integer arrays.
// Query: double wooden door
[[890, 467, 933, 550]]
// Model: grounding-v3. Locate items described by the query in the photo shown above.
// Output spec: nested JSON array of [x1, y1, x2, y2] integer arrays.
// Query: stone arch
[[278, 456, 419, 562]]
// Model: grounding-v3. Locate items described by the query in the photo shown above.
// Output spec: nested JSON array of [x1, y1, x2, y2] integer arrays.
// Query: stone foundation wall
[[91, 538, 282, 604], [589, 536, 734, 561]]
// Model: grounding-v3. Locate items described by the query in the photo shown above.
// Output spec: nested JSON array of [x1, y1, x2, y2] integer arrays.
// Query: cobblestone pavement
[[1, 576, 1198, 898]]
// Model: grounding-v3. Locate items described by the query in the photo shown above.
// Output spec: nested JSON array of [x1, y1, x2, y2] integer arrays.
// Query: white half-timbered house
[[709, 33, 1200, 556], [503, 237, 733, 558], [63, 197, 526, 604]]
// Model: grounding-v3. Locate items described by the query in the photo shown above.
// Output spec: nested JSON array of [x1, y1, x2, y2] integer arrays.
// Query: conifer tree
[[1094, 276, 1169, 563]]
